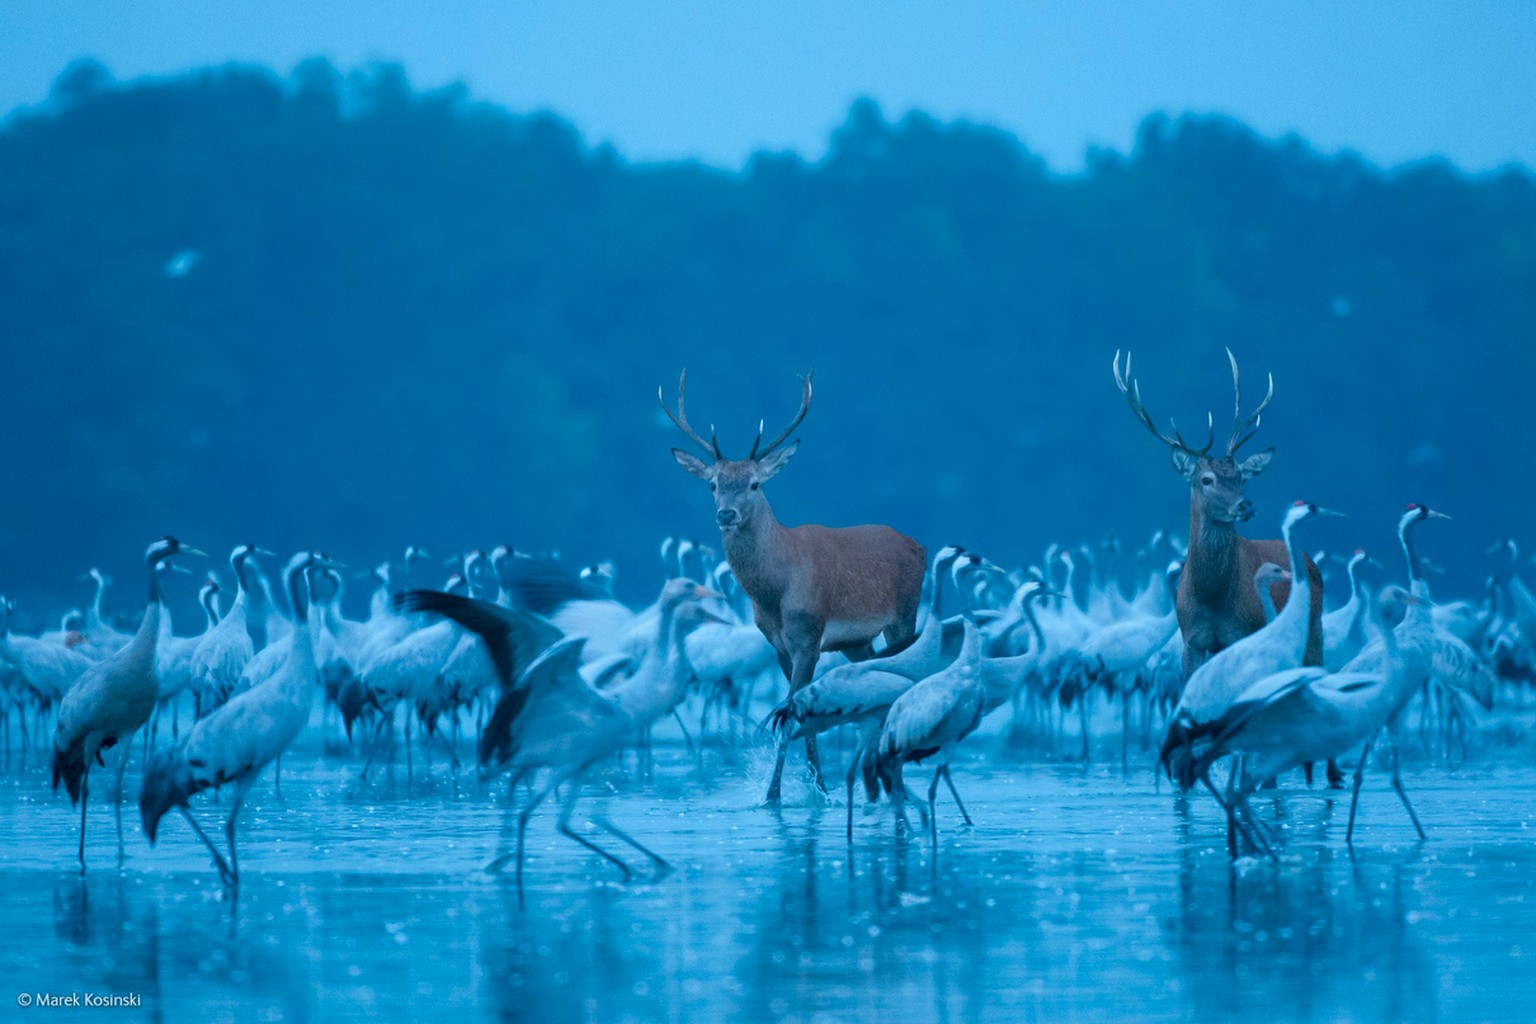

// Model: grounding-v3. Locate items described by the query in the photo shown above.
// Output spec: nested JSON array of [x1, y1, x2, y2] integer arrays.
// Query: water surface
[[1, 732, 1532, 1023]]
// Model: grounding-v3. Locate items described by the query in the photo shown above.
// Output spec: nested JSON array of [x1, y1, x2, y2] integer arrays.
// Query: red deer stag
[[661, 370, 927, 804], [1112, 350, 1325, 679]]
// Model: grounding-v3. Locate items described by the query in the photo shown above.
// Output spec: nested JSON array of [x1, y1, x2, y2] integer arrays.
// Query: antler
[[1224, 348, 1273, 455], [1112, 351, 1213, 457], [749, 370, 813, 459], [658, 369, 722, 459]]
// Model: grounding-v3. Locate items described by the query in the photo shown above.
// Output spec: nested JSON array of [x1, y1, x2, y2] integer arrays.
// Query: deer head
[[1113, 349, 1275, 525], [661, 369, 812, 535]]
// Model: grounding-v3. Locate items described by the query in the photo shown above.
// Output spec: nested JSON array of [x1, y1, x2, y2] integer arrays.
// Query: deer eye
[[708, 482, 716, 492], [750, 482, 760, 491], [1200, 475, 1216, 486]]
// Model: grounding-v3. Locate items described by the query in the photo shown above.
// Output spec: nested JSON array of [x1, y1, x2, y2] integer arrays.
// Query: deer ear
[[671, 448, 714, 480], [1171, 449, 1199, 480], [1238, 448, 1274, 479], [755, 441, 799, 481]]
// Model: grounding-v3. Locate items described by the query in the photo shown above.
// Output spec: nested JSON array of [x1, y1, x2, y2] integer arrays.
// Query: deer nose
[[1235, 500, 1255, 520], [716, 508, 740, 528]]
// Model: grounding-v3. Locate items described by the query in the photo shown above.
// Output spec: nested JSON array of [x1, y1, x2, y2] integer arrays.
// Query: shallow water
[[1, 729, 1533, 1023]]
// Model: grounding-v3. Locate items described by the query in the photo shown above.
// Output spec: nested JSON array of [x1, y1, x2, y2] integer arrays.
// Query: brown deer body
[[1113, 351, 1324, 677], [1181, 495, 1324, 672], [662, 371, 926, 804]]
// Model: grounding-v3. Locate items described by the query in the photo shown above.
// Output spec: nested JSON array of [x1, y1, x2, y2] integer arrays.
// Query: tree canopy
[[2, 60, 1531, 615]]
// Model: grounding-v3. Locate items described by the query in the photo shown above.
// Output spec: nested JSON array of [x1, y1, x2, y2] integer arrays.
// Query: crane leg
[[672, 710, 697, 760], [592, 814, 671, 881], [926, 770, 941, 856], [844, 732, 875, 844], [1346, 743, 1372, 845], [1390, 744, 1426, 841], [1120, 687, 1130, 770], [1203, 767, 1271, 859], [1222, 764, 1240, 859], [78, 771, 90, 875], [1079, 694, 1091, 762], [179, 806, 235, 886], [225, 790, 246, 894], [556, 784, 631, 881], [359, 715, 389, 780], [845, 759, 859, 845], [484, 775, 545, 880], [940, 766, 973, 826], [1235, 790, 1278, 859], [113, 745, 131, 865]]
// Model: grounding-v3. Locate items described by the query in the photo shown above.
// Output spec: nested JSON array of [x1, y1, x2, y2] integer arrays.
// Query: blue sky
[[2, 1, 1533, 172]]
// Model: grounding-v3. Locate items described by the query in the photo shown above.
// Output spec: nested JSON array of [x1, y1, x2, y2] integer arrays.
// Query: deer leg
[[765, 638, 823, 803], [764, 733, 791, 805]]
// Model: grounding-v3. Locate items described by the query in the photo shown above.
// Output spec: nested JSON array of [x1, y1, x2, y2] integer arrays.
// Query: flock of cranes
[[0, 353, 1528, 892]]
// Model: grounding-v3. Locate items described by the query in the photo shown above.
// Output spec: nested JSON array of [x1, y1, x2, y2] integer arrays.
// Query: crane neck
[[1400, 519, 1421, 584], [1022, 595, 1047, 653], [133, 560, 169, 659], [1347, 558, 1366, 603], [1271, 514, 1313, 632]]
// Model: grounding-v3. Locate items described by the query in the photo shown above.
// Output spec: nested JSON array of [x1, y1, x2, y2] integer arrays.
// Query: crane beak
[[255, 547, 277, 558], [1426, 510, 1452, 521], [167, 563, 194, 575], [179, 547, 208, 558], [1314, 508, 1347, 519], [692, 586, 725, 602]]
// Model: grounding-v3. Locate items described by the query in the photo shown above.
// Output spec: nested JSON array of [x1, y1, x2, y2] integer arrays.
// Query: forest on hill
[[2, 59, 1532, 613]]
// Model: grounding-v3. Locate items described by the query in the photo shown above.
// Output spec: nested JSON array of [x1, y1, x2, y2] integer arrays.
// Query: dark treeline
[[2, 59, 1533, 618]]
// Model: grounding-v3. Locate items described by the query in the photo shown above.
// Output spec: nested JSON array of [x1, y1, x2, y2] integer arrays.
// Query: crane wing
[[1209, 667, 1329, 748], [500, 557, 612, 616], [1428, 632, 1496, 710], [394, 590, 560, 693]]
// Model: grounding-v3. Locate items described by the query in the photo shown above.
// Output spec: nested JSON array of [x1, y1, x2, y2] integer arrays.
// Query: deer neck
[[721, 503, 793, 607], [1186, 496, 1239, 604]]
